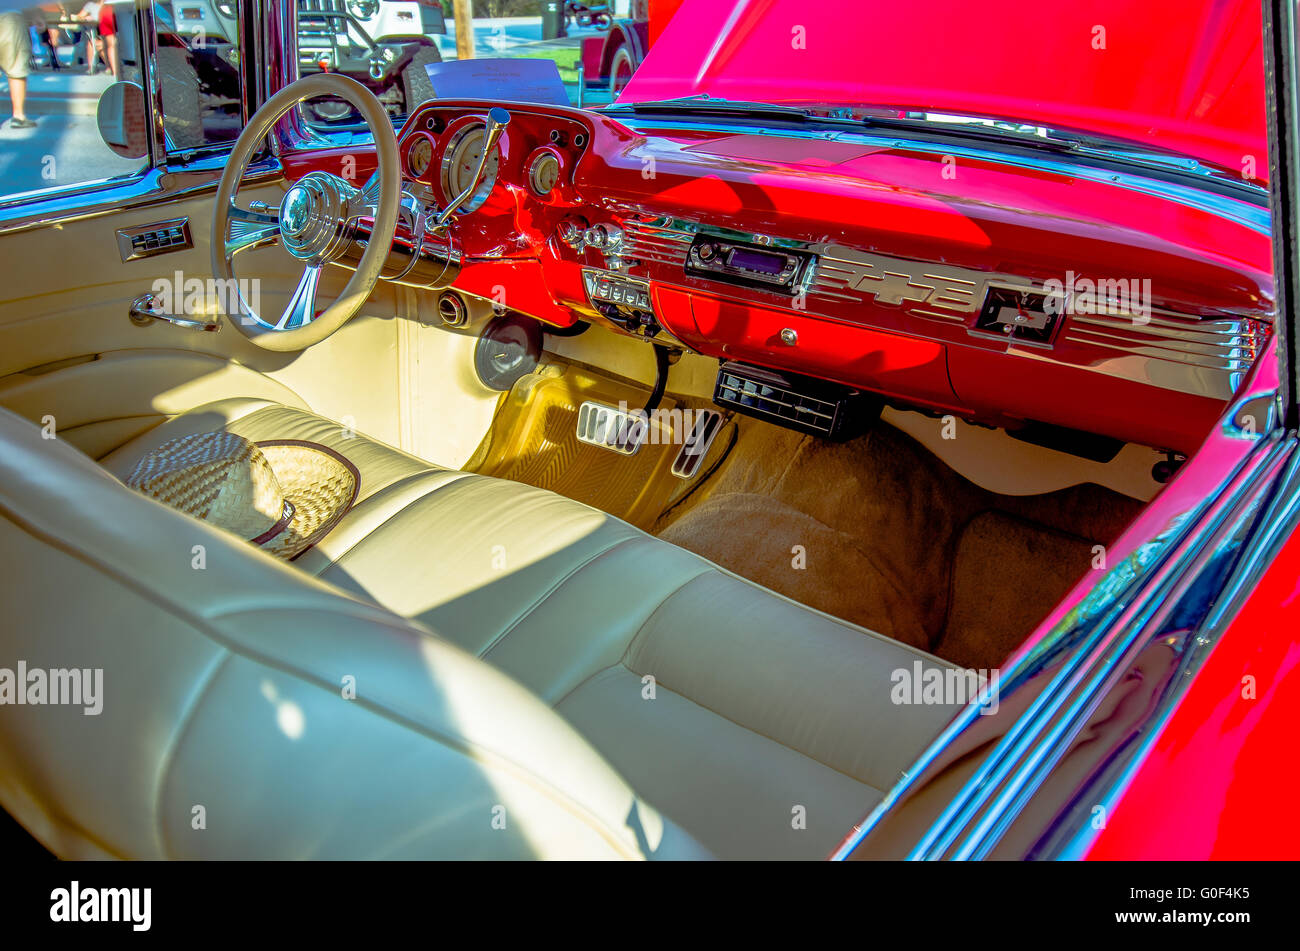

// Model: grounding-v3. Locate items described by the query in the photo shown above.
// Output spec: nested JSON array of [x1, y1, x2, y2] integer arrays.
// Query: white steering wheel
[[211, 72, 401, 351]]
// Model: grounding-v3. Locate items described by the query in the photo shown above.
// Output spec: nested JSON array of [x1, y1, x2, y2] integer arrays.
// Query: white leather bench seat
[[1, 400, 963, 860]]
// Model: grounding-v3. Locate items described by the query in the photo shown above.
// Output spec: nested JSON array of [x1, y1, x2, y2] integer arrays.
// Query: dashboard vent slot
[[713, 362, 875, 440]]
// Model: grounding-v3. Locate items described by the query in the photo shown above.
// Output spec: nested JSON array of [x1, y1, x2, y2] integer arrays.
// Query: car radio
[[684, 237, 815, 296]]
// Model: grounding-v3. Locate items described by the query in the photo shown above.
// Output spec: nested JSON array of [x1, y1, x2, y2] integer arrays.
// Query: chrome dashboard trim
[[623, 218, 1265, 401]]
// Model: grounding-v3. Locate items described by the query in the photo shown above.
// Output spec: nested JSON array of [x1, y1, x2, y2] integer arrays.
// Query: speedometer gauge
[[440, 122, 501, 214], [527, 149, 562, 197]]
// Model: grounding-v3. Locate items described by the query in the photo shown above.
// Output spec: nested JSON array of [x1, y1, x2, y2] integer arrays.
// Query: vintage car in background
[[578, 0, 681, 94], [0, 0, 1295, 861]]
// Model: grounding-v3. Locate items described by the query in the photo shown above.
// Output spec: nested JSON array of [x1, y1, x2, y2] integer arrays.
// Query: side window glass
[[0, 3, 148, 201]]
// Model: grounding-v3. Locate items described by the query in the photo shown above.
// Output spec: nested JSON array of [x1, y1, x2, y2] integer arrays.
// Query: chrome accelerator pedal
[[576, 400, 647, 456], [671, 409, 724, 479]]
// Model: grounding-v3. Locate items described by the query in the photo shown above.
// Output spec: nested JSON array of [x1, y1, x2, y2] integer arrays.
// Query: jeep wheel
[[156, 47, 204, 149], [401, 46, 443, 114]]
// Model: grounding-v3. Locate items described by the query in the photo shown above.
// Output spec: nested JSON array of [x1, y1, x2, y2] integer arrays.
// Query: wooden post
[[454, 0, 475, 60]]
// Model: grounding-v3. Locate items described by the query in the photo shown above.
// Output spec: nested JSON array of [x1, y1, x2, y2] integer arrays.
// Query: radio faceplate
[[684, 237, 815, 296]]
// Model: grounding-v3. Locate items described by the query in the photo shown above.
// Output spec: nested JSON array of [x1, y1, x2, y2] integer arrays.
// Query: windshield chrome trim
[[940, 433, 1292, 860]]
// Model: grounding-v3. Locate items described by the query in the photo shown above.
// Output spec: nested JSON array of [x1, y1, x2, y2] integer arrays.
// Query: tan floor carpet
[[652, 417, 1143, 669]]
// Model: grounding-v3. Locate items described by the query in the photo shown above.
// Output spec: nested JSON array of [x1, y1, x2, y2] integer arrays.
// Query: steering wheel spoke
[[278, 265, 323, 330], [225, 203, 281, 258]]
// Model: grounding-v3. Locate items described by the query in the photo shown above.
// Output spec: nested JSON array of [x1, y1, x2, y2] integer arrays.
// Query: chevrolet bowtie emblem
[[848, 269, 937, 305]]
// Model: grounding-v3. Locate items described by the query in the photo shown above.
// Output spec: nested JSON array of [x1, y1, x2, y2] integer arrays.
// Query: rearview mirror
[[96, 81, 148, 159]]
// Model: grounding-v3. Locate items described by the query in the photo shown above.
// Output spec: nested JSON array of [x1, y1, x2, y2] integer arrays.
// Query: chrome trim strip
[[1040, 442, 1300, 859], [0, 158, 283, 237], [624, 217, 1264, 400], [937, 436, 1291, 860], [140, 0, 168, 166]]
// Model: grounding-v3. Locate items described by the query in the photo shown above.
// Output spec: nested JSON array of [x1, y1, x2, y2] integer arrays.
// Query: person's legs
[[9, 77, 25, 121], [0, 12, 34, 125], [105, 33, 116, 79], [44, 29, 61, 70]]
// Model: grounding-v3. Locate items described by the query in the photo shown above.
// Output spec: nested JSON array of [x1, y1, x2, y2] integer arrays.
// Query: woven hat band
[[250, 499, 296, 546]]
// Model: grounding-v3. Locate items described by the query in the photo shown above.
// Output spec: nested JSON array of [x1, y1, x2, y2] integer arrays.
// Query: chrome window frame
[[0, 0, 282, 236]]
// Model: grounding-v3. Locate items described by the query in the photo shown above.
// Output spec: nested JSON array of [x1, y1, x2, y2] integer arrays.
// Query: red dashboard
[[284, 99, 1275, 454]]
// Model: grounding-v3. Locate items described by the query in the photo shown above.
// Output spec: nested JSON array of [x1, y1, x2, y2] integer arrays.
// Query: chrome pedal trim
[[671, 409, 724, 479], [575, 400, 646, 456]]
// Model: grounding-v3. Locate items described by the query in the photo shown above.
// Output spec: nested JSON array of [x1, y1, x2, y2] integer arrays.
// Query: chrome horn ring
[[211, 72, 401, 352]]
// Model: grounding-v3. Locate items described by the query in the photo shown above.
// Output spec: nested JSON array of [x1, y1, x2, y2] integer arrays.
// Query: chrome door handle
[[128, 293, 221, 332]]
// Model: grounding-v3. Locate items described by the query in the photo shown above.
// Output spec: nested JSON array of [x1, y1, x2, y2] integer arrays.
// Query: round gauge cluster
[[527, 149, 563, 197], [441, 122, 501, 214], [402, 132, 436, 181]]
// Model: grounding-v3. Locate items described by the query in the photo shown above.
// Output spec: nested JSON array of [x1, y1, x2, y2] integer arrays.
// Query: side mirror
[[96, 81, 148, 159]]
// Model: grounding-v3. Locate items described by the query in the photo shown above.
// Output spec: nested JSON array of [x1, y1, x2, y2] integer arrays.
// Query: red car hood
[[620, 0, 1267, 178]]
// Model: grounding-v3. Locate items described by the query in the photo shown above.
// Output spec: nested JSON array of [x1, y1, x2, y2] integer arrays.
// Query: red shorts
[[97, 4, 116, 37]]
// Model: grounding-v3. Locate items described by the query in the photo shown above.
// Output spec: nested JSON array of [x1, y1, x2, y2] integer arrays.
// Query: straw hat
[[123, 431, 359, 560]]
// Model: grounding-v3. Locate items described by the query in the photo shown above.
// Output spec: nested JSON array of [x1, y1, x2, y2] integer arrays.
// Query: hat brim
[[254, 440, 360, 560]]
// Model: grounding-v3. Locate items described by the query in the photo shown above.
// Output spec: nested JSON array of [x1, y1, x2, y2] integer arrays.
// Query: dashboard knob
[[779, 327, 798, 346], [697, 242, 717, 261], [558, 219, 586, 249], [583, 224, 623, 249]]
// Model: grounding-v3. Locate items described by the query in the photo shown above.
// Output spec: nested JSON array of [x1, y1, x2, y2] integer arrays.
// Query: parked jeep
[[166, 0, 445, 118]]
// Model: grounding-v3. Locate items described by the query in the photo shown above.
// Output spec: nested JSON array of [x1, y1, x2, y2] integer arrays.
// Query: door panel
[[0, 183, 413, 457]]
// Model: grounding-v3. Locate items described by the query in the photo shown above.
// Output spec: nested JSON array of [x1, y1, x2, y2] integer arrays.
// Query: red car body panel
[[619, 0, 1268, 177], [1085, 520, 1300, 860]]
